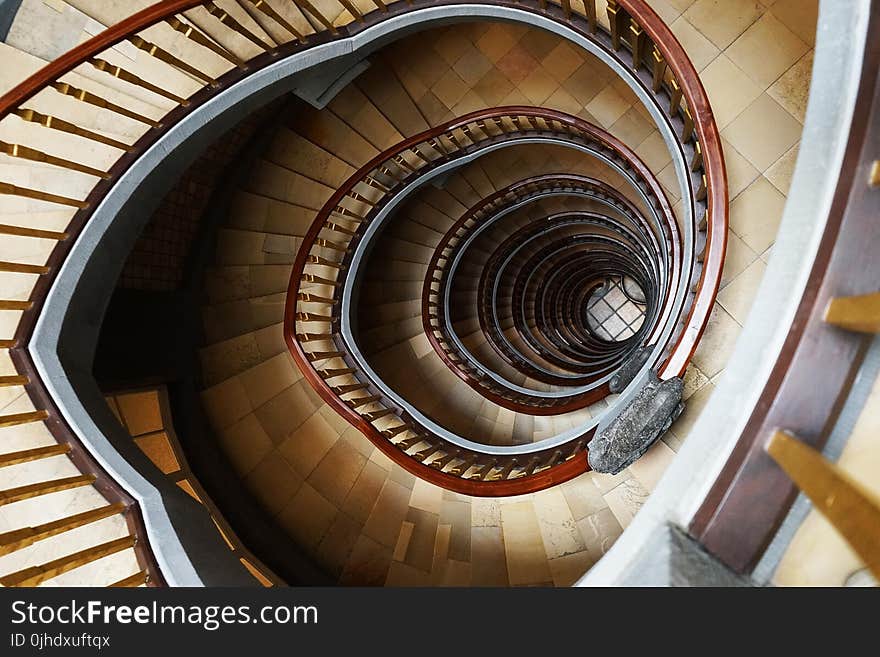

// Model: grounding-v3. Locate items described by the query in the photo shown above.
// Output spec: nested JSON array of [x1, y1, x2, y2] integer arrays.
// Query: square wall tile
[[699, 54, 762, 129], [765, 144, 799, 195], [729, 175, 787, 253], [722, 93, 802, 171], [722, 138, 760, 201], [691, 303, 741, 377], [669, 16, 719, 71], [586, 85, 631, 128], [770, 0, 819, 46], [726, 12, 808, 88], [684, 0, 765, 50], [768, 50, 814, 124], [720, 231, 759, 288], [717, 258, 767, 325]]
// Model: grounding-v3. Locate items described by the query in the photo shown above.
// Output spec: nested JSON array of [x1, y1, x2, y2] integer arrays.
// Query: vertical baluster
[[690, 140, 703, 171], [334, 0, 364, 21], [128, 36, 217, 86], [560, 0, 572, 19], [204, 2, 274, 50], [491, 459, 518, 481], [681, 105, 694, 142], [668, 77, 682, 116], [696, 174, 707, 201], [51, 82, 161, 127], [13, 109, 132, 152], [448, 454, 477, 477], [823, 292, 880, 333], [89, 58, 190, 105], [166, 16, 245, 67], [293, 0, 339, 34], [606, 1, 625, 51], [445, 129, 463, 151], [583, 0, 597, 33], [766, 430, 880, 579], [651, 44, 666, 92], [428, 137, 449, 156], [244, 0, 305, 40], [629, 18, 646, 70], [0, 182, 87, 209]]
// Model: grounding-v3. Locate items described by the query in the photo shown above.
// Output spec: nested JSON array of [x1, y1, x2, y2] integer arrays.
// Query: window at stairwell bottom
[[585, 276, 646, 342]]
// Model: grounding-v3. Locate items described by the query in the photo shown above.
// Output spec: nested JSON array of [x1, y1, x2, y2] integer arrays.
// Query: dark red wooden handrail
[[281, 5, 727, 495], [0, 1, 207, 118], [419, 116, 681, 413], [619, 0, 729, 378], [285, 109, 608, 493], [1, 0, 727, 504]]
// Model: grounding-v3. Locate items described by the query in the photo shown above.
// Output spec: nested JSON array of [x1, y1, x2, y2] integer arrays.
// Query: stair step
[[199, 320, 287, 387], [0, 474, 95, 506], [0, 502, 126, 555], [204, 263, 293, 304], [326, 83, 403, 151], [265, 127, 354, 188], [355, 58, 430, 138], [293, 106, 379, 169], [214, 227, 299, 266], [0, 535, 135, 586], [202, 292, 287, 345]]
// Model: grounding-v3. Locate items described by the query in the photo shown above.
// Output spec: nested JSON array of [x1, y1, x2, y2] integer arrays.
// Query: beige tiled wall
[[655, 0, 817, 454]]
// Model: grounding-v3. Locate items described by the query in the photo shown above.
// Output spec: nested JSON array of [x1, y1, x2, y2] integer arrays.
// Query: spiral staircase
[[0, 0, 877, 588]]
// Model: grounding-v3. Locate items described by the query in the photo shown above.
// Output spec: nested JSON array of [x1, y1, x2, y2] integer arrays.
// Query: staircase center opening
[[586, 276, 646, 342]]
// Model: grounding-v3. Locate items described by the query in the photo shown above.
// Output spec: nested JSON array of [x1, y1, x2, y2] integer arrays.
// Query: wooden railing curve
[[423, 125, 676, 408], [688, 6, 880, 574], [285, 110, 619, 493], [473, 204, 659, 386], [277, 1, 728, 494], [434, 203, 660, 402], [0, 0, 727, 538]]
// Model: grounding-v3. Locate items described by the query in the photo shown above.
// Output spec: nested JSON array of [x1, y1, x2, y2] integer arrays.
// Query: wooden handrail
[[0, 0, 727, 541], [424, 177, 669, 411], [688, 2, 879, 573], [474, 205, 659, 384], [280, 1, 727, 495], [419, 118, 680, 411], [0, 1, 207, 118], [286, 108, 623, 493], [616, 0, 728, 378]]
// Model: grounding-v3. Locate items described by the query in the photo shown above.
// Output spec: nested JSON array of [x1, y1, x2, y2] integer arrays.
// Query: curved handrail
[[421, 115, 680, 410], [584, 0, 876, 585], [476, 204, 659, 384], [424, 176, 668, 410], [286, 109, 621, 493], [620, 0, 728, 377], [0, 0, 726, 570]]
